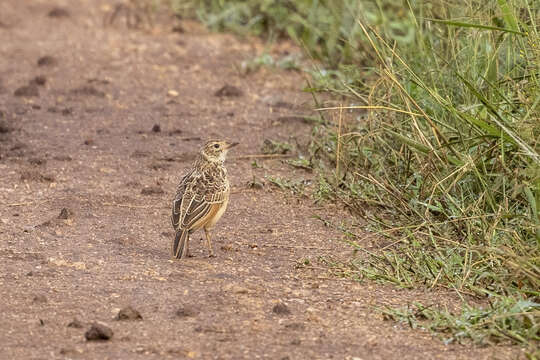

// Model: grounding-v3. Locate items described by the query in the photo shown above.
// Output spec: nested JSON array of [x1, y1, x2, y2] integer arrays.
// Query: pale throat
[[202, 150, 228, 163]]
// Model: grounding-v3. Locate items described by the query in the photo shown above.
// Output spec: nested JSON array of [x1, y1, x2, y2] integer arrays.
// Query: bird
[[171, 139, 238, 259]]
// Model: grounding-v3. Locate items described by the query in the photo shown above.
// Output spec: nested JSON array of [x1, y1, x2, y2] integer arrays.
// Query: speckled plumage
[[171, 140, 238, 259]]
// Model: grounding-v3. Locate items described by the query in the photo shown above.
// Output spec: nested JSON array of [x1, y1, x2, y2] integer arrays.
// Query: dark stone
[[32, 294, 47, 303], [214, 84, 243, 97], [58, 208, 72, 219], [31, 75, 47, 86], [37, 56, 57, 67], [272, 302, 291, 316], [115, 306, 142, 321], [14, 85, 39, 97], [175, 306, 199, 318], [48, 7, 70, 18], [67, 319, 84, 328], [85, 323, 113, 341]]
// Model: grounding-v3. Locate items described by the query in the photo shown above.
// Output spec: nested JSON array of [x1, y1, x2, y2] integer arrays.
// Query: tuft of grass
[[266, 175, 310, 197], [381, 299, 540, 346], [174, 0, 540, 348], [260, 139, 292, 155]]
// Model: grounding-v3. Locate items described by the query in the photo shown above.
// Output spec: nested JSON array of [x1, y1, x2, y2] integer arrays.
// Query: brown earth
[[0, 1, 525, 359]]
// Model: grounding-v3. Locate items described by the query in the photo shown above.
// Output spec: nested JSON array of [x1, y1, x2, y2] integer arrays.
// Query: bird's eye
[[214, 144, 220, 148]]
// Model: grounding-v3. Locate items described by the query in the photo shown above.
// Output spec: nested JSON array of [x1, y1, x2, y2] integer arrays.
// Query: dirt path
[[0, 1, 522, 359]]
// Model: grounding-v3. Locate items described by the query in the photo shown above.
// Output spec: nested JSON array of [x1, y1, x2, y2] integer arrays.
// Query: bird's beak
[[225, 142, 239, 149]]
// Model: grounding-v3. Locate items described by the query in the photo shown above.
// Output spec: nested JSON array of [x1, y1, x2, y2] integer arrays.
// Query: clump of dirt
[[67, 319, 84, 328], [32, 294, 48, 303], [85, 323, 113, 341], [115, 306, 143, 321], [214, 84, 243, 97], [273, 302, 291, 316], [30, 75, 47, 86], [28, 157, 46, 165], [14, 84, 39, 97], [48, 7, 70, 18], [57, 207, 73, 219], [0, 115, 11, 134], [37, 55, 58, 67], [175, 306, 199, 318]]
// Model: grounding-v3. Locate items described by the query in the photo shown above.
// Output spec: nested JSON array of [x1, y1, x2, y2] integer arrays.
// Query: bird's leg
[[186, 238, 192, 257], [204, 228, 215, 257]]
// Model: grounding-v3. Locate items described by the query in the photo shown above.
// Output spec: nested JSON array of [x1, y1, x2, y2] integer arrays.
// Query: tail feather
[[172, 229, 189, 259]]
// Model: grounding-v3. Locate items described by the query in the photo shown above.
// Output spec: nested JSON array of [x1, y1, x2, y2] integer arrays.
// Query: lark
[[171, 140, 238, 259]]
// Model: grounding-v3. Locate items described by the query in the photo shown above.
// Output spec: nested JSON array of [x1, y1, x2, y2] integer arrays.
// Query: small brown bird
[[171, 140, 238, 259]]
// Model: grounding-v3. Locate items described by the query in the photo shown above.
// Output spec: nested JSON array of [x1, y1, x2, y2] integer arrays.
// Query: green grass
[[174, 0, 540, 349]]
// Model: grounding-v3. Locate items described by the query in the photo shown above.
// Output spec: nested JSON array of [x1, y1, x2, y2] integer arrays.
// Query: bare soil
[[0, 1, 524, 359]]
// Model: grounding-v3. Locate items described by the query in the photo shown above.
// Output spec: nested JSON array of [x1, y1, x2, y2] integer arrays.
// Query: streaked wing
[[172, 170, 228, 230], [171, 170, 194, 229]]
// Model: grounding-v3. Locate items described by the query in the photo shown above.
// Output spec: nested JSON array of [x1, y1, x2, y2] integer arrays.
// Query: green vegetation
[[174, 0, 539, 349]]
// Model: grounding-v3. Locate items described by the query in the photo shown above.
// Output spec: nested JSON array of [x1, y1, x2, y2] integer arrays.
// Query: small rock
[[116, 306, 142, 321], [151, 124, 161, 133], [171, 25, 184, 33], [67, 319, 84, 328], [58, 208, 72, 219], [37, 56, 57, 67], [214, 84, 243, 97], [28, 157, 46, 165], [32, 294, 47, 303], [175, 306, 198, 318], [83, 139, 94, 145], [0, 121, 11, 134], [167, 90, 179, 97], [85, 323, 113, 341], [61, 108, 72, 116], [14, 84, 39, 97], [48, 7, 70, 18], [31, 75, 47, 86], [272, 302, 291, 316]]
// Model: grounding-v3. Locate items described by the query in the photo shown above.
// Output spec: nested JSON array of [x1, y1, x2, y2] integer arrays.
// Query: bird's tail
[[172, 229, 189, 259]]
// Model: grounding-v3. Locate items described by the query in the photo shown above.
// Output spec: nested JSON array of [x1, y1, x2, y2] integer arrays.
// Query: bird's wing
[[171, 170, 228, 230]]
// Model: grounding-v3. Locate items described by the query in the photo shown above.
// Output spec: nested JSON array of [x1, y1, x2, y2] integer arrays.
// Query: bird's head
[[200, 139, 239, 163]]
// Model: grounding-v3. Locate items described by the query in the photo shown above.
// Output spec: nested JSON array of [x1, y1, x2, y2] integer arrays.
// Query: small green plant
[[239, 52, 302, 75], [266, 175, 309, 197], [261, 139, 292, 155]]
